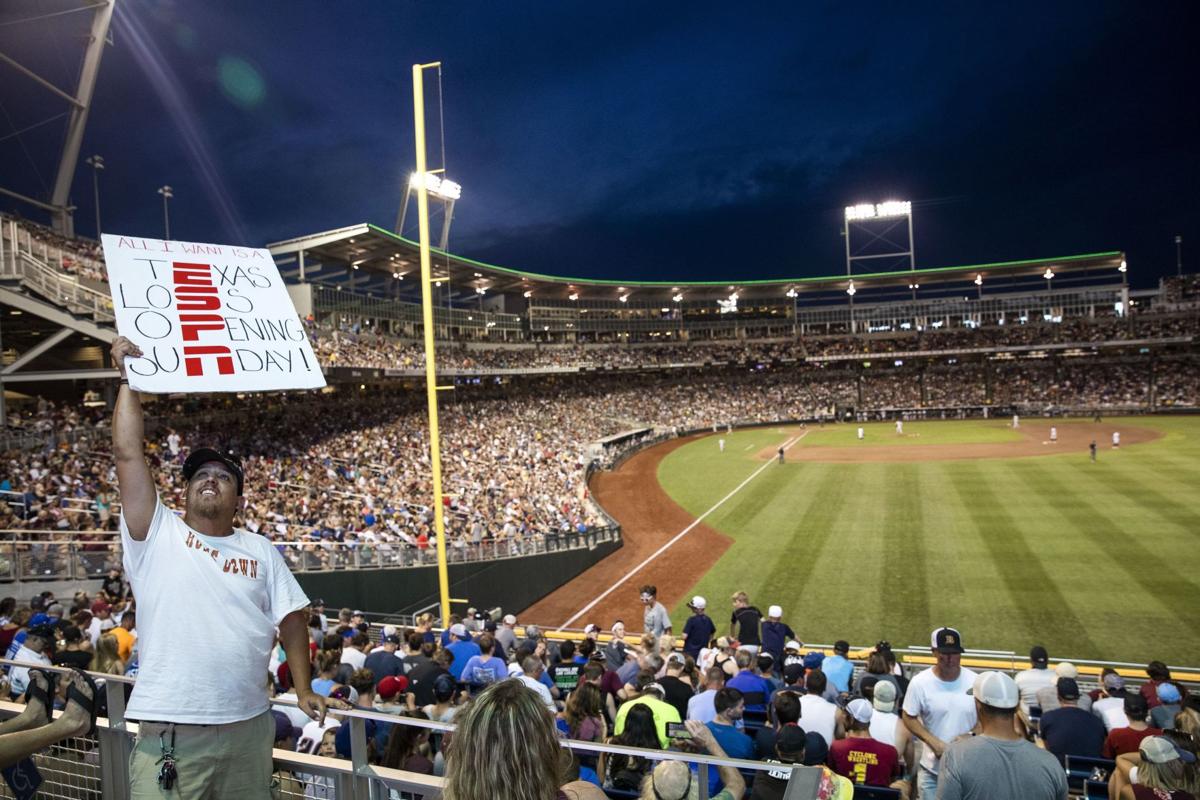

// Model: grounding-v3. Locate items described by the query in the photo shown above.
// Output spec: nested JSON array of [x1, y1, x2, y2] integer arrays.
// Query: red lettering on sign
[[183, 345, 234, 376]]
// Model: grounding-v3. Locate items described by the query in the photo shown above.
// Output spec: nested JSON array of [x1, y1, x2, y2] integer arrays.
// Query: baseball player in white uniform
[[1050, 426, 1057, 443], [857, 427, 865, 440], [718, 438, 725, 453], [1112, 431, 1120, 448], [1012, 414, 1020, 429], [895, 419, 904, 435]]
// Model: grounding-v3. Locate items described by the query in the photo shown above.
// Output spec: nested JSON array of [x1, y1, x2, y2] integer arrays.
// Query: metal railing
[[1, 217, 114, 322], [0, 526, 622, 583]]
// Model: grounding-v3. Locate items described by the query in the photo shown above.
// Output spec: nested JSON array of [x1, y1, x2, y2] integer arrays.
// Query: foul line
[[556, 429, 809, 631]]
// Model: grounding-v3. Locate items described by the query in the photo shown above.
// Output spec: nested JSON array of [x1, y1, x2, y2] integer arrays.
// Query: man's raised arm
[[111, 337, 156, 541]]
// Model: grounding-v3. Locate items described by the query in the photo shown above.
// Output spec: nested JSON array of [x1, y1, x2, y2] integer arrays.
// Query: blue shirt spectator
[[727, 666, 774, 713], [821, 641, 854, 694], [445, 625, 481, 681]]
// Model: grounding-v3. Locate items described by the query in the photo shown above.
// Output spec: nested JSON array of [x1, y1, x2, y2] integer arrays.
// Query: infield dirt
[[520, 420, 1161, 629]]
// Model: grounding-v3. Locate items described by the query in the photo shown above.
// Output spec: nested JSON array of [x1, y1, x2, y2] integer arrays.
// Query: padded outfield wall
[[294, 536, 621, 618]]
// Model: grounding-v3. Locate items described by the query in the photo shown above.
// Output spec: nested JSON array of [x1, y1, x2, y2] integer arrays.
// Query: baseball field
[[523, 416, 1200, 666]]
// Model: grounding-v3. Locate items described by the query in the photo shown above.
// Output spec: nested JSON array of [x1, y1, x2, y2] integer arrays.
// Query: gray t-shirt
[[643, 602, 671, 637], [936, 735, 1068, 800]]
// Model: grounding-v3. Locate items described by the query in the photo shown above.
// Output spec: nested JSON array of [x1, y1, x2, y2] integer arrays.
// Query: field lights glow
[[845, 200, 911, 221], [672, 293, 683, 302], [847, 281, 857, 296], [1043, 268, 1055, 280], [1119, 260, 1128, 273], [409, 171, 462, 200], [568, 293, 579, 301], [785, 289, 798, 298]]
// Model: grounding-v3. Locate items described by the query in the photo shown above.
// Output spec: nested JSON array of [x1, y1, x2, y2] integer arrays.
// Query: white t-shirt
[[516, 674, 555, 711], [688, 689, 718, 723], [340, 648, 366, 671], [1093, 696, 1127, 731], [1013, 667, 1056, 711], [9, 645, 51, 696], [121, 497, 310, 724], [798, 694, 839, 748], [902, 666, 978, 773], [869, 710, 901, 749]]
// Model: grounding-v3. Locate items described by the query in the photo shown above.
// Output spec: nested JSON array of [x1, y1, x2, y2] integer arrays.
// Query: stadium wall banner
[[101, 234, 326, 393]]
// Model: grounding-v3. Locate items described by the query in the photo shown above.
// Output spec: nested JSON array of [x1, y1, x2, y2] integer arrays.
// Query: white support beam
[[50, 0, 116, 235], [0, 287, 116, 344], [1, 327, 74, 374], [0, 368, 118, 383]]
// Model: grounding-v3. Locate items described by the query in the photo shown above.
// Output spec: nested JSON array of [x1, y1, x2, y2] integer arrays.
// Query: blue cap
[[1158, 682, 1182, 704], [802, 652, 825, 670], [28, 613, 53, 627]]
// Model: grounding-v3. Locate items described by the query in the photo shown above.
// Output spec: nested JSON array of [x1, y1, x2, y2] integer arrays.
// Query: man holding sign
[[111, 335, 326, 798]]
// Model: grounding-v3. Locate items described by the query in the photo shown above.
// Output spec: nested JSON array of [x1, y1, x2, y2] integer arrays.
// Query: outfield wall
[[295, 536, 622, 617]]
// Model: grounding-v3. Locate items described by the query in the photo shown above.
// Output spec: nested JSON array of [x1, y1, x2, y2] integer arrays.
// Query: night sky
[[1, 1, 1196, 286]]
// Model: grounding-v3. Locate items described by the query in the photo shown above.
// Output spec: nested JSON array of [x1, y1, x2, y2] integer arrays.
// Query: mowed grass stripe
[[947, 462, 1102, 654], [1012, 455, 1200, 642], [881, 465, 933, 632]]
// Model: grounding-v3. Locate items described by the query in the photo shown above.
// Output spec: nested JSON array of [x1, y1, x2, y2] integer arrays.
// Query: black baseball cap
[[182, 448, 245, 495], [1057, 677, 1080, 700], [834, 640, 850, 654], [1030, 645, 1049, 666], [932, 627, 965, 654]]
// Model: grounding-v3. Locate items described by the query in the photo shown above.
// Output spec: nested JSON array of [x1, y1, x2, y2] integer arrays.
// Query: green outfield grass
[[795, 419, 1024, 447], [656, 416, 1200, 665]]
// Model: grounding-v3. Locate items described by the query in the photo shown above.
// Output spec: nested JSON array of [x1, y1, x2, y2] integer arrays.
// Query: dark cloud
[[0, 2, 1195, 284]]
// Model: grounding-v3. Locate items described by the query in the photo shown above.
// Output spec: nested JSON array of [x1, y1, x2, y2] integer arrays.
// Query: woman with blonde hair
[[441, 679, 604, 800], [89, 633, 123, 675], [1116, 735, 1199, 800]]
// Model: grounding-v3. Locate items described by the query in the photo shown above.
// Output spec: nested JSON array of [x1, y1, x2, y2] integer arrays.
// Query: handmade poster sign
[[101, 234, 326, 393]]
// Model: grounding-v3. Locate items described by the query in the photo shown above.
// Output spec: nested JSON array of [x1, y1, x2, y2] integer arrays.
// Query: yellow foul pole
[[412, 62, 452, 625]]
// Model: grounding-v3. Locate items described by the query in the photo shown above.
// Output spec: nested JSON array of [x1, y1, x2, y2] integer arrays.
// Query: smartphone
[[666, 722, 692, 740]]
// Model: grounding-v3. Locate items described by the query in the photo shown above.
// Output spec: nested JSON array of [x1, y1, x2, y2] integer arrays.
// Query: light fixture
[[1043, 269, 1054, 280], [409, 171, 462, 200], [1119, 260, 1127, 273], [785, 289, 798, 298], [475, 287, 486, 295], [619, 295, 629, 303], [845, 200, 911, 221], [523, 290, 532, 298], [974, 274, 983, 286], [568, 293, 579, 301], [672, 293, 683, 303], [847, 281, 857, 297]]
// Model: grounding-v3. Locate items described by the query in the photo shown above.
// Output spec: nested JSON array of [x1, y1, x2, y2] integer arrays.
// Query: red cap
[[376, 675, 409, 700], [91, 600, 111, 614]]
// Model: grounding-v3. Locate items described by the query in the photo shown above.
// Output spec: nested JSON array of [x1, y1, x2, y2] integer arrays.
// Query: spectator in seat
[[1036, 661, 1090, 713], [1152, 683, 1186, 730], [821, 640, 854, 695], [340, 631, 370, 672], [799, 669, 841, 748], [1037, 677, 1107, 766], [8, 623, 53, 697], [614, 678, 680, 748], [109, 609, 136, 663], [707, 686, 755, 757], [51, 625, 92, 671], [687, 666, 726, 724], [641, 720, 748, 800], [374, 675, 410, 716], [601, 703, 662, 793], [749, 723, 851, 800], [754, 690, 828, 767], [1105, 694, 1164, 758], [658, 652, 695, 720], [403, 631, 431, 673], [936, 671, 1067, 800], [1095, 672, 1131, 731], [1119, 735, 1199, 800], [828, 698, 904, 792], [461, 632, 507, 690], [363, 633, 405, 683], [379, 708, 433, 777], [445, 623, 481, 681], [727, 648, 772, 714], [854, 646, 902, 701], [868, 679, 915, 781], [1143, 661, 1185, 710], [1014, 645, 1056, 713], [441, 679, 605, 800], [902, 626, 978, 800], [495, 614, 518, 658]]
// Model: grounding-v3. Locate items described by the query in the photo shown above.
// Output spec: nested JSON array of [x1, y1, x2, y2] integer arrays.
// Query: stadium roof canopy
[[267, 223, 1126, 304]]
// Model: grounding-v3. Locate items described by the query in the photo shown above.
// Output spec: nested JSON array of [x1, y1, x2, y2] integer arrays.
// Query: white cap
[[847, 698, 874, 723], [502, 614, 517, 625], [785, 640, 802, 652], [449, 623, 468, 638], [1055, 661, 1078, 679], [971, 671, 1020, 710], [381, 624, 397, 639], [690, 596, 707, 610], [872, 680, 898, 712], [768, 605, 783, 619]]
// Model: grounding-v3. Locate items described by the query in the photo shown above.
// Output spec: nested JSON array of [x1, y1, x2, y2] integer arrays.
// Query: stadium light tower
[[1177, 235, 1184, 277], [843, 200, 915, 277], [157, 185, 174, 239], [85, 155, 104, 237]]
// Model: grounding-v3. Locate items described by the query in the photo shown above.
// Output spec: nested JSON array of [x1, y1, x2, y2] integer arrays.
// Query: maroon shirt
[[827, 736, 900, 787], [1103, 726, 1163, 758]]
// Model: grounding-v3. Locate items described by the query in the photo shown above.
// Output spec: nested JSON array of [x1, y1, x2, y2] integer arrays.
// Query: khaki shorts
[[129, 711, 274, 799]]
